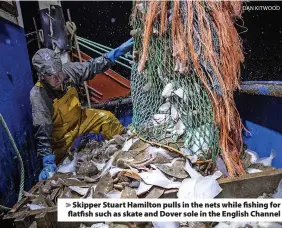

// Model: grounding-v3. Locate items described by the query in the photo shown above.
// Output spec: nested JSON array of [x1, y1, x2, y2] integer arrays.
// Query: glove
[[39, 154, 57, 181], [105, 37, 134, 62]]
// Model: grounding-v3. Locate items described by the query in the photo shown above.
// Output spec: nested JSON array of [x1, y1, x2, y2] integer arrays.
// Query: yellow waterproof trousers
[[36, 82, 124, 163]]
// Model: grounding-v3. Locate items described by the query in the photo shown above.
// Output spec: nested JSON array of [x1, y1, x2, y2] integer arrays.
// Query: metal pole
[[91, 97, 132, 109], [33, 17, 41, 49], [67, 9, 91, 108], [239, 81, 282, 97]]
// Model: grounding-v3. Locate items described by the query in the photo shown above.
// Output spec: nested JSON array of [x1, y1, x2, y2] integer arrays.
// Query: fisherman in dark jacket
[[30, 38, 134, 180]]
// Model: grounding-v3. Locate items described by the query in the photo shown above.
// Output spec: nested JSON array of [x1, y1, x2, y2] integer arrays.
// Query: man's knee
[[101, 110, 117, 121]]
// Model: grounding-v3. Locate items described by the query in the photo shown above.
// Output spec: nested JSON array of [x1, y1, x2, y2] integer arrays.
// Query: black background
[[19, 1, 282, 82]]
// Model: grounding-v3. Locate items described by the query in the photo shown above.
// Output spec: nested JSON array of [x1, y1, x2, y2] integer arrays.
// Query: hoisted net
[[129, 0, 245, 176]]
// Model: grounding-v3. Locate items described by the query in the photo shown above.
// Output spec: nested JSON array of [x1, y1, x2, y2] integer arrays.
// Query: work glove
[[39, 154, 57, 181], [105, 37, 134, 62]]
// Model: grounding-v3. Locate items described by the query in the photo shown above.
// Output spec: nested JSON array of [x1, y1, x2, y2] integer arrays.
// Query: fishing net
[[129, 1, 246, 176]]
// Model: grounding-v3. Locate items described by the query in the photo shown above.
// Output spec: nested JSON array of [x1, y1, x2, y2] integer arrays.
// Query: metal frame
[[240, 81, 282, 97]]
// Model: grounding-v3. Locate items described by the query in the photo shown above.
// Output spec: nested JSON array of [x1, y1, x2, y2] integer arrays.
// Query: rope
[[127, 125, 185, 157], [66, 21, 132, 69], [25, 31, 37, 37], [77, 36, 133, 59], [66, 14, 92, 109], [77, 42, 132, 70], [66, 21, 77, 42], [0, 114, 25, 211], [77, 36, 112, 51], [77, 36, 132, 63]]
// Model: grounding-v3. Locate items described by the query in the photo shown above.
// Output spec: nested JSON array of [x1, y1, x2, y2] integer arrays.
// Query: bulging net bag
[[129, 1, 246, 176]]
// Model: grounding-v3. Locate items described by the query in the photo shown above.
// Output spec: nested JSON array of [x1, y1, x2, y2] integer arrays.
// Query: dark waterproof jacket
[[30, 56, 114, 158]]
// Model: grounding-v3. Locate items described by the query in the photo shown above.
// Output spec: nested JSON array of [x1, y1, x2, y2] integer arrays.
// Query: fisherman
[[30, 38, 134, 180]]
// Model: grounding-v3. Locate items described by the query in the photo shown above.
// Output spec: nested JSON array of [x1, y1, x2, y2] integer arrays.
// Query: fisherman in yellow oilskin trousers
[[30, 38, 134, 180]]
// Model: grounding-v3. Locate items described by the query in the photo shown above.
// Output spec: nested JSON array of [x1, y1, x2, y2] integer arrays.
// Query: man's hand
[[39, 154, 57, 180], [105, 37, 134, 62]]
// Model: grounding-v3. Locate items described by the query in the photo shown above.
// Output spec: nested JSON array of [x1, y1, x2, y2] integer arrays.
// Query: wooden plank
[[216, 169, 282, 198]]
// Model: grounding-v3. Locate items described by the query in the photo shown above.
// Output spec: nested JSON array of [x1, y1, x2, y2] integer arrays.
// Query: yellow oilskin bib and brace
[[35, 82, 124, 162]]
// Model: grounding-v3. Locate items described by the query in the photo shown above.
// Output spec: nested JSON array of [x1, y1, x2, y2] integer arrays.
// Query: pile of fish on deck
[[21, 131, 280, 228]]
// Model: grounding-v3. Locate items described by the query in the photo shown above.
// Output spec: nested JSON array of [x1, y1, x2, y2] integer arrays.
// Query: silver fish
[[26, 204, 45, 210], [58, 153, 78, 173], [68, 186, 89, 196], [161, 83, 174, 98], [255, 150, 276, 166], [171, 104, 179, 121], [246, 168, 262, 174], [159, 102, 171, 113], [139, 168, 181, 189]]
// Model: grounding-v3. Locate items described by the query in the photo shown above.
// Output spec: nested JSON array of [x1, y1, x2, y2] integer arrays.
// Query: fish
[[152, 114, 169, 126], [186, 124, 214, 154], [58, 153, 78, 173], [105, 144, 118, 157], [142, 82, 152, 93], [94, 172, 114, 198], [145, 186, 164, 199], [68, 186, 89, 196], [62, 157, 71, 165], [172, 119, 185, 136], [246, 149, 259, 164], [112, 135, 125, 146], [171, 104, 179, 121], [187, 155, 198, 164], [103, 191, 121, 199], [180, 148, 193, 156], [159, 102, 171, 113], [153, 164, 188, 179], [129, 181, 140, 188], [173, 88, 188, 102], [161, 83, 174, 98], [178, 160, 222, 199], [109, 167, 124, 177], [26, 204, 45, 210], [153, 222, 179, 228], [216, 156, 228, 177], [77, 161, 98, 177], [215, 222, 282, 228], [121, 187, 137, 199], [147, 146, 173, 160], [90, 223, 109, 228], [127, 129, 133, 136], [246, 168, 262, 174], [23, 191, 38, 199], [255, 150, 276, 166], [136, 180, 153, 195], [139, 168, 181, 189], [93, 158, 114, 181], [82, 186, 96, 199], [122, 138, 139, 152], [157, 67, 169, 85], [179, 63, 188, 74], [174, 60, 180, 72]]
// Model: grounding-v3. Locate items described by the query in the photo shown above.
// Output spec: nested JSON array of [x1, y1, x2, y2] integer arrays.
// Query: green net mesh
[[129, 2, 220, 160]]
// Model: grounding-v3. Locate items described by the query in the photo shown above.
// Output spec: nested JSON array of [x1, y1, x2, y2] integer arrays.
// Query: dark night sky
[[19, 1, 282, 82]]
